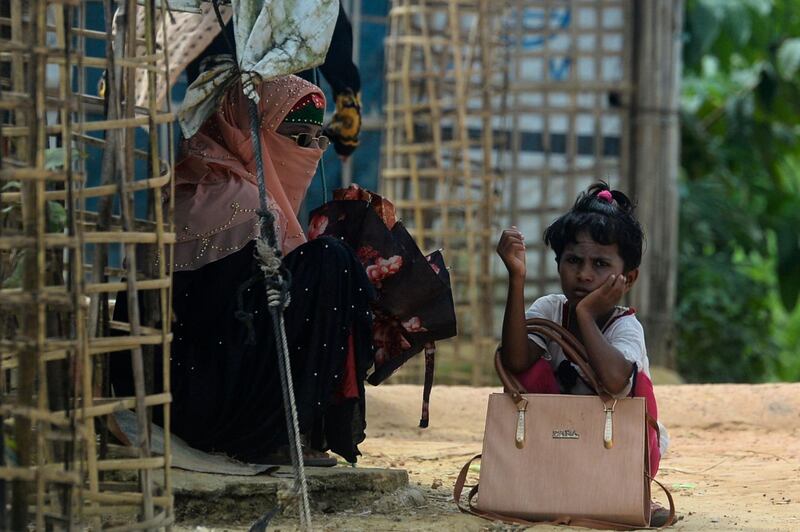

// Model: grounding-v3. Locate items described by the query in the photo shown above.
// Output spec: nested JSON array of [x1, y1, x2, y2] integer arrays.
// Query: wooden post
[[630, 0, 683, 369]]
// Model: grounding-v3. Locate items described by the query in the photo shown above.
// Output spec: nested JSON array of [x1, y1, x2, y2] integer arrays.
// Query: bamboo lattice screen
[[382, 0, 503, 384], [1, 0, 175, 528]]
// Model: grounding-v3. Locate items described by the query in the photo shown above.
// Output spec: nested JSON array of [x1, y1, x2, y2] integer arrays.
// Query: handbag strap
[[454, 455, 676, 530], [527, 318, 609, 397], [495, 318, 611, 399]]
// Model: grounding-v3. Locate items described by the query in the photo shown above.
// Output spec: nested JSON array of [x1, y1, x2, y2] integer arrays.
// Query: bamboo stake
[[115, 0, 156, 526], [382, 4, 398, 203], [0, 113, 176, 137], [156, 0, 176, 523], [477, 0, 496, 380], [125, 0, 154, 530], [31, 0, 49, 527], [85, 7, 121, 441], [418, 0, 450, 269], [399, 0, 426, 243], [10, 0, 36, 525], [535, 0, 553, 298], [0, 172, 172, 203], [630, 0, 682, 367], [446, 0, 481, 383], [53, 4, 80, 525]]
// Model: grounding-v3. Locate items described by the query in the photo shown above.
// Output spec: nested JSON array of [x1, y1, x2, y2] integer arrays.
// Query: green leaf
[[776, 224, 800, 311], [45, 148, 66, 170], [686, 0, 724, 66], [741, 0, 771, 17], [1, 180, 20, 192], [720, 2, 752, 49], [2, 252, 25, 289], [44, 147, 86, 170], [46, 201, 67, 233], [777, 38, 800, 80]]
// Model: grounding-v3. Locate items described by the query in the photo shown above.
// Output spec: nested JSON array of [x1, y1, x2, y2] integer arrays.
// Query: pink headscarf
[[172, 75, 325, 271]]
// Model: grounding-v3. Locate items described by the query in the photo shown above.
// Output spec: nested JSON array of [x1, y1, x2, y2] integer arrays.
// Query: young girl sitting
[[496, 182, 670, 525]]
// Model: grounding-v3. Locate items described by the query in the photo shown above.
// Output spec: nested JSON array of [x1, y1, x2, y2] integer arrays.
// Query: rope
[[208, 2, 312, 528], [246, 65, 313, 532], [269, 292, 312, 525], [250, 123, 312, 531]]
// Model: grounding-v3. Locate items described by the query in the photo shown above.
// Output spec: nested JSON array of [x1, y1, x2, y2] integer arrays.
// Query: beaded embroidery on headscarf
[[283, 93, 325, 126], [172, 75, 326, 271]]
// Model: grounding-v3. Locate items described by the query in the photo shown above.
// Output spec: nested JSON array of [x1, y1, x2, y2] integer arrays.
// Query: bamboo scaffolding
[[1, 0, 174, 528], [383, 0, 503, 384]]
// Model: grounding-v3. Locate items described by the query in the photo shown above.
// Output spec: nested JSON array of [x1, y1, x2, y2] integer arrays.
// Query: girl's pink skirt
[[516, 359, 661, 478]]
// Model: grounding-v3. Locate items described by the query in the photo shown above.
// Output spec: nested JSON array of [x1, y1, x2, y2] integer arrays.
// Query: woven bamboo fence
[[382, 0, 504, 385], [1, 0, 174, 528]]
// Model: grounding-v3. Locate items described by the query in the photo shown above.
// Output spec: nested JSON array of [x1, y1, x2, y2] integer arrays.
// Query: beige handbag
[[454, 318, 675, 529]]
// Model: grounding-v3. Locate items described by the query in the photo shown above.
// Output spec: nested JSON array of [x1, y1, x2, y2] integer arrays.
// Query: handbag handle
[[493, 348, 527, 403], [495, 318, 609, 398], [528, 317, 608, 396]]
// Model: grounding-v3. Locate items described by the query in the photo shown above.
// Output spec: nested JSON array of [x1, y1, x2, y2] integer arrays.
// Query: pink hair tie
[[597, 190, 613, 203]]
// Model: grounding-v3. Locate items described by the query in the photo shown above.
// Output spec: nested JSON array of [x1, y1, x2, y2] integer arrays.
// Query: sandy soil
[[185, 383, 800, 531]]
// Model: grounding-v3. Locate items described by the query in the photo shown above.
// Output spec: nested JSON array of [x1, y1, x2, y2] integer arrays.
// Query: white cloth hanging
[[177, 0, 339, 138]]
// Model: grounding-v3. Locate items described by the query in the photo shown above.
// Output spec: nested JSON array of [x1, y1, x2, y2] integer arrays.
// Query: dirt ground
[[184, 382, 800, 531]]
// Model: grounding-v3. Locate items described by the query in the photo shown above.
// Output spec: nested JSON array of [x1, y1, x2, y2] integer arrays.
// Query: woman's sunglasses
[[290, 133, 330, 150]]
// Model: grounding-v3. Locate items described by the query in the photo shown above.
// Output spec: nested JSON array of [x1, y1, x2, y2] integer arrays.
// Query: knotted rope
[[210, 3, 312, 529]]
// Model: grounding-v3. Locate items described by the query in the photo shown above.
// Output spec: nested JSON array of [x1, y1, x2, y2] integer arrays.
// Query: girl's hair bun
[[578, 181, 635, 215]]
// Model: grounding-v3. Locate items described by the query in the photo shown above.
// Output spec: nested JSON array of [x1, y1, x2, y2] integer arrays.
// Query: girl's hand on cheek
[[576, 274, 625, 320]]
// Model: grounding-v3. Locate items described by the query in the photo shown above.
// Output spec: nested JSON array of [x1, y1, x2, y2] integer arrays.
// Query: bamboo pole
[[54, 4, 78, 525], [477, 0, 497, 380], [0, 113, 176, 137], [156, 0, 176, 523], [11, 0, 38, 526], [32, 0, 49, 528], [418, 0, 450, 280], [445, 0, 482, 383], [399, 0, 426, 244], [120, 0, 156, 523]]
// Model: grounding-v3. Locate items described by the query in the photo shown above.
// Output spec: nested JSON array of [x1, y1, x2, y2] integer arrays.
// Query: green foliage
[[0, 180, 23, 289], [676, 181, 780, 382], [0, 149, 71, 289], [678, 0, 800, 382]]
